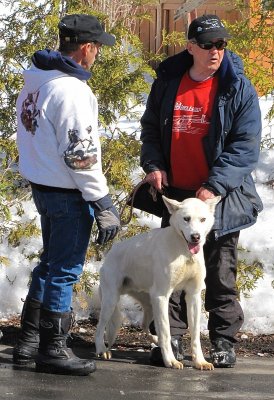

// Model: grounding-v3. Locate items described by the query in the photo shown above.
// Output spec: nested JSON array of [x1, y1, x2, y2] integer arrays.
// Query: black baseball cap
[[187, 14, 231, 43], [58, 14, 116, 46]]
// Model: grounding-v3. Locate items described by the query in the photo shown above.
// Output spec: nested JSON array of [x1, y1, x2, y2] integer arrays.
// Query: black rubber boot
[[150, 335, 184, 366], [210, 338, 236, 368], [13, 297, 40, 365], [35, 309, 96, 376]]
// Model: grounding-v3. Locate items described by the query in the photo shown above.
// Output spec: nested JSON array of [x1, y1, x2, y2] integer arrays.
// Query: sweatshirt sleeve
[[51, 81, 109, 201]]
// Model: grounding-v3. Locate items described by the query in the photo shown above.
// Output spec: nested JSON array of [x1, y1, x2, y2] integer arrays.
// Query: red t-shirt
[[169, 72, 218, 190]]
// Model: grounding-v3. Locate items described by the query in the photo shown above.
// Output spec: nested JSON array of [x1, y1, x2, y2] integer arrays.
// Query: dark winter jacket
[[140, 49, 263, 237]]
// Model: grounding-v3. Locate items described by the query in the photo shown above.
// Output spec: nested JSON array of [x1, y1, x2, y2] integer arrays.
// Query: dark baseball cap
[[187, 14, 231, 43], [58, 14, 116, 46]]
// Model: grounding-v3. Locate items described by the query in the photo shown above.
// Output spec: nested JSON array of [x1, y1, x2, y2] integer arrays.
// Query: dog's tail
[[105, 304, 123, 348]]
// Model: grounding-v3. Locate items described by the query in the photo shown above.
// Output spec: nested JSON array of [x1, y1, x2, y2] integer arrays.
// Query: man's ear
[[80, 42, 91, 56], [186, 41, 194, 55]]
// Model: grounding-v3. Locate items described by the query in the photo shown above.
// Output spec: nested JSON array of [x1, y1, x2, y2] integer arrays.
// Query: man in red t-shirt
[[140, 14, 262, 368]]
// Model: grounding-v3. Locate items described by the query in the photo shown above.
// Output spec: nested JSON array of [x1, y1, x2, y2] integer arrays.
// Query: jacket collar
[[156, 49, 242, 93]]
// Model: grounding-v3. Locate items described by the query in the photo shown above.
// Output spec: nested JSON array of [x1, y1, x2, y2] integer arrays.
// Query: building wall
[[137, 0, 241, 57]]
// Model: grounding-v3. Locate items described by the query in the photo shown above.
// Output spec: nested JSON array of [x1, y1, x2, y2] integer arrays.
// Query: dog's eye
[[184, 217, 190, 222], [200, 218, 206, 222]]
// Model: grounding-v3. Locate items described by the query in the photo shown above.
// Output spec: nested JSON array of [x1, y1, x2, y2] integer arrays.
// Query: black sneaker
[[210, 338, 236, 368], [149, 336, 184, 366]]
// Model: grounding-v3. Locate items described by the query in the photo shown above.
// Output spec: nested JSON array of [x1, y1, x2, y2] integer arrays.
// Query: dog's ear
[[205, 196, 221, 213], [162, 196, 182, 214]]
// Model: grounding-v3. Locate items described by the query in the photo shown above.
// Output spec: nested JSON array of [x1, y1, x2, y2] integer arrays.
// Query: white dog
[[95, 196, 220, 370]]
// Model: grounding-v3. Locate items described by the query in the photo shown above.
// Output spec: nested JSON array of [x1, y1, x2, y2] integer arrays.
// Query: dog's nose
[[191, 233, 200, 242]]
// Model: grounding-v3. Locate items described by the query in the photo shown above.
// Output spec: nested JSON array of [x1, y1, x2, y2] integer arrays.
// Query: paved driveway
[[1, 344, 274, 400]]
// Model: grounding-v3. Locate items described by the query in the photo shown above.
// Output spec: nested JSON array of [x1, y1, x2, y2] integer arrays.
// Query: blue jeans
[[28, 187, 94, 312]]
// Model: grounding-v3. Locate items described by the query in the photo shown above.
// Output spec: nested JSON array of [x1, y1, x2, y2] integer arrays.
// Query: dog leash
[[120, 179, 146, 226]]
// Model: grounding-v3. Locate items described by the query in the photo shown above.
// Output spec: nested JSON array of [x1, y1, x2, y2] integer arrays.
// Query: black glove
[[90, 194, 120, 245]]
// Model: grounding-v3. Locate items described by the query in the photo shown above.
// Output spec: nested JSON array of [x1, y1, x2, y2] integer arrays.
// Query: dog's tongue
[[188, 242, 200, 254]]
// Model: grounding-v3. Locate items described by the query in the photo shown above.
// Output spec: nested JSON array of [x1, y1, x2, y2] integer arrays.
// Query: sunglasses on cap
[[190, 40, 227, 50]]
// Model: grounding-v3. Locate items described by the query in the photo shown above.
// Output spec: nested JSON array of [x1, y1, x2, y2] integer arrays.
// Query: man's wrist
[[201, 184, 220, 197], [89, 194, 112, 213]]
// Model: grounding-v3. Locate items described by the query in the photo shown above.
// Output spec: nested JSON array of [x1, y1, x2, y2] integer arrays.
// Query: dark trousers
[[160, 196, 244, 344]]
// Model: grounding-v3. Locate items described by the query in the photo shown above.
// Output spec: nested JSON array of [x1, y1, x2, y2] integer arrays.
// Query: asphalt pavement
[[1, 344, 274, 400]]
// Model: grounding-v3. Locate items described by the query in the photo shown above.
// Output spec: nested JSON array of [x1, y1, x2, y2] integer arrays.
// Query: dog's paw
[[148, 333, 159, 345], [194, 361, 214, 371], [166, 359, 184, 369], [96, 350, 112, 360]]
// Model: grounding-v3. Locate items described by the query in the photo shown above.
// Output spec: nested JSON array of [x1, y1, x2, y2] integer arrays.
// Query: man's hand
[[196, 187, 216, 201], [90, 195, 120, 245], [145, 170, 168, 192], [95, 206, 120, 245]]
